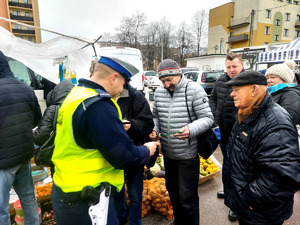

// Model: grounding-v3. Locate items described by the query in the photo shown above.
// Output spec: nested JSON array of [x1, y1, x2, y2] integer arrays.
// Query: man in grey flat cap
[[149, 59, 214, 225], [51, 56, 159, 225], [223, 70, 300, 225]]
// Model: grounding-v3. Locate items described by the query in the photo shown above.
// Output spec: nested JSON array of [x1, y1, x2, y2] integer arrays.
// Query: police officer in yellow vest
[[51, 56, 159, 225]]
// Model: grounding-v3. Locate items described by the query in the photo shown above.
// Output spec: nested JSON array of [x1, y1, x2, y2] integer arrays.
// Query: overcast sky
[[38, 0, 231, 42]]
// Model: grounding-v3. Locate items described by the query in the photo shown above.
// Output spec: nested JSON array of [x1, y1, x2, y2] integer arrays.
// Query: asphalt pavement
[[138, 87, 300, 225]]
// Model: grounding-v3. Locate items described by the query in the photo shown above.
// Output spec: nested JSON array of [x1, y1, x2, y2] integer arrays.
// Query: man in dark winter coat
[[33, 81, 74, 176], [209, 52, 244, 221], [0, 50, 42, 225], [33, 81, 75, 146], [224, 70, 300, 225], [115, 84, 155, 225]]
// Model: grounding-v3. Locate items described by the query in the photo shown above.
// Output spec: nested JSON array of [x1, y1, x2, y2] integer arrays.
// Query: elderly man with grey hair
[[149, 59, 214, 225], [224, 70, 300, 225]]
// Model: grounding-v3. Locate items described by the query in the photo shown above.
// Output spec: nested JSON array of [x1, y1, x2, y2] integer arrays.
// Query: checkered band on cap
[[157, 59, 182, 79]]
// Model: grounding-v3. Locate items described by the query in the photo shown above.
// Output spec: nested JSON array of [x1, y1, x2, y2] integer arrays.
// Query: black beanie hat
[[226, 70, 267, 86], [157, 59, 182, 79]]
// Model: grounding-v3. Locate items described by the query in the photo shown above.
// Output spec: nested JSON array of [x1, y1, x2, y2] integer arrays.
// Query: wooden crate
[[199, 169, 220, 184]]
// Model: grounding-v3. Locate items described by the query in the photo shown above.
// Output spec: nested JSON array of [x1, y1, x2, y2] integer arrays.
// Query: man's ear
[[252, 85, 259, 96], [109, 73, 118, 85]]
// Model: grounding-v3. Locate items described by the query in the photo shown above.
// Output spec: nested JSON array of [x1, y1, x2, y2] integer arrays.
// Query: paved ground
[[138, 87, 300, 225], [139, 147, 300, 225]]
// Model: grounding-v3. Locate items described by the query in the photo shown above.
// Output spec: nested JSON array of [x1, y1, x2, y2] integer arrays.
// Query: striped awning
[[257, 38, 300, 64]]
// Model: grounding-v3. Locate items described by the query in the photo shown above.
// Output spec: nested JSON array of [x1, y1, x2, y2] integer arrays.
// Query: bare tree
[[116, 11, 147, 47], [158, 17, 175, 61], [176, 22, 194, 67], [191, 9, 208, 56], [140, 22, 160, 70]]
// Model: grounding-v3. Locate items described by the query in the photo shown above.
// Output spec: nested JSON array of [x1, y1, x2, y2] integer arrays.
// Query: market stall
[[9, 154, 221, 224], [257, 37, 300, 64]]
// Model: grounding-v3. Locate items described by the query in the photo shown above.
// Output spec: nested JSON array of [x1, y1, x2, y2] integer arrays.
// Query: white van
[[98, 47, 144, 93]]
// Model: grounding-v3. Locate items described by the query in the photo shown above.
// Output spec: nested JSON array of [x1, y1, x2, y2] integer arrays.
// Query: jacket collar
[[78, 78, 106, 92], [174, 75, 187, 92]]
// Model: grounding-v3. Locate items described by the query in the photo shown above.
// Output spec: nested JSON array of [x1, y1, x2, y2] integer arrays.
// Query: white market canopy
[[0, 23, 101, 84], [257, 38, 300, 64]]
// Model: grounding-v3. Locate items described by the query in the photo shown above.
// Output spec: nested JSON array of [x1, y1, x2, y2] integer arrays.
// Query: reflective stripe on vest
[[52, 86, 124, 193]]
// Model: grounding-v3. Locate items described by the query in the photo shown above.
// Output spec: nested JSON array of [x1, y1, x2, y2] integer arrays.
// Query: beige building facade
[[0, 0, 41, 43], [208, 0, 300, 54]]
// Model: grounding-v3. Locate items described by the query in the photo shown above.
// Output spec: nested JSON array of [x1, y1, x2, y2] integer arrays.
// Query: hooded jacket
[[0, 51, 42, 169], [223, 93, 300, 224], [153, 76, 214, 160], [33, 81, 74, 145], [269, 85, 300, 125]]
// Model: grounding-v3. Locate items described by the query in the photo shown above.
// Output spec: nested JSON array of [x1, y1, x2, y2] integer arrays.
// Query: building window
[[297, 14, 300, 22], [284, 29, 289, 36], [295, 1, 299, 5], [24, 0, 28, 3], [25, 12, 30, 17], [265, 26, 270, 34], [11, 0, 19, 2], [296, 30, 300, 37], [278, 0, 283, 2], [13, 11, 20, 16], [28, 37, 33, 42], [266, 9, 271, 18], [285, 13, 290, 21], [15, 24, 21, 30], [276, 19, 281, 26], [286, 0, 292, 3], [275, 35, 280, 41]]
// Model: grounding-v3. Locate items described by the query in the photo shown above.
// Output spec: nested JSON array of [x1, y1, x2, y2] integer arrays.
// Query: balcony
[[10, 14, 33, 22], [295, 21, 300, 28], [8, 2, 32, 9], [227, 17, 250, 29], [12, 29, 35, 35], [227, 34, 248, 43]]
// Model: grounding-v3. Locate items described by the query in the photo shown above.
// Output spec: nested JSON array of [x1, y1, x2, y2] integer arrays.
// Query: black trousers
[[164, 155, 200, 225], [239, 219, 284, 225]]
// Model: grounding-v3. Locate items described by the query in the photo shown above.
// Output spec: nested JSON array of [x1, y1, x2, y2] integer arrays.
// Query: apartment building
[[0, 0, 41, 43], [208, 0, 300, 54]]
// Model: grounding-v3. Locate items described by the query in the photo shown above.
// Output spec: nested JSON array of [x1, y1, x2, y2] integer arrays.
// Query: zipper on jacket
[[167, 96, 174, 155]]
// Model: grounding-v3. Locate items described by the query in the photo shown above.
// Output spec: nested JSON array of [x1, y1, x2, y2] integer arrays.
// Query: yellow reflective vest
[[52, 86, 124, 193]]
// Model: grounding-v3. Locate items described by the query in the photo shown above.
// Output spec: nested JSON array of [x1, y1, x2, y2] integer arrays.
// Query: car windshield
[[205, 72, 221, 82], [184, 72, 198, 82], [145, 71, 156, 76], [181, 68, 199, 74]]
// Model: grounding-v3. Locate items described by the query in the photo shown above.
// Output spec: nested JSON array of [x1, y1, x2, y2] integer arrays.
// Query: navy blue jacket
[[223, 93, 300, 224], [0, 51, 42, 169], [72, 79, 151, 170], [209, 73, 237, 144]]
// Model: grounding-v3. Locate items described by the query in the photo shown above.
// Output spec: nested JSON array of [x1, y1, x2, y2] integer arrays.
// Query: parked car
[[183, 71, 221, 96], [143, 70, 157, 86], [147, 76, 162, 91], [180, 67, 199, 74], [5, 56, 57, 112]]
